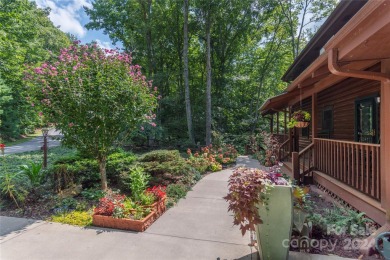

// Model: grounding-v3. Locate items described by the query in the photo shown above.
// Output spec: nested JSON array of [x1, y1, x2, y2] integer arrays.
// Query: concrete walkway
[[4, 129, 62, 155], [0, 157, 353, 260]]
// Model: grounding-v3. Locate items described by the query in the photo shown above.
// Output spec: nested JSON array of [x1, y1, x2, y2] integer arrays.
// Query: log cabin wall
[[316, 76, 380, 142], [292, 97, 312, 151]]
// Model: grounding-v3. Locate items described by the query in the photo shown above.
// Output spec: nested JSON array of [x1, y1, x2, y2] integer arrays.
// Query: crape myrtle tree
[[25, 42, 158, 190]]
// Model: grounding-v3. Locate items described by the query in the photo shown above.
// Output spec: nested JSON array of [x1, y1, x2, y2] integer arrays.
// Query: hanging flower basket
[[288, 110, 311, 129], [294, 121, 310, 128]]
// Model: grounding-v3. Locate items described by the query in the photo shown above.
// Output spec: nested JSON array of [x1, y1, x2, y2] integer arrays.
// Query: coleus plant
[[224, 167, 289, 235], [146, 185, 166, 201], [288, 110, 311, 128]]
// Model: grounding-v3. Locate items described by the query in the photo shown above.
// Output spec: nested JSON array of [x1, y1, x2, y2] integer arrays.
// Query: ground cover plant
[[0, 145, 230, 222]]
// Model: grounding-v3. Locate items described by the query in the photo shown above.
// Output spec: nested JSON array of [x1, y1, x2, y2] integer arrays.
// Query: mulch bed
[[290, 186, 381, 259]]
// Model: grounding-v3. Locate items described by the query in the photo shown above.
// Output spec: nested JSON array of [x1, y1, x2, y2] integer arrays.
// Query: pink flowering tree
[[25, 42, 158, 190]]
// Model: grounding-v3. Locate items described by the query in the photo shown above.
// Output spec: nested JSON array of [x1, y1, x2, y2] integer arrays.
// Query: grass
[[4, 129, 43, 146]]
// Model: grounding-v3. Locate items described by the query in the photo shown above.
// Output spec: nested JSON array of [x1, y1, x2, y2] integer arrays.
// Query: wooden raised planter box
[[149, 196, 166, 216], [92, 197, 166, 232], [92, 211, 156, 232]]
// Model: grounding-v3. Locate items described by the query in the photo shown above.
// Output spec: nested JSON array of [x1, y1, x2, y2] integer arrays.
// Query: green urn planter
[[256, 185, 293, 260]]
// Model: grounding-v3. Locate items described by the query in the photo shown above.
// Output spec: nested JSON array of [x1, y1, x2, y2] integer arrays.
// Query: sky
[[32, 0, 117, 49]]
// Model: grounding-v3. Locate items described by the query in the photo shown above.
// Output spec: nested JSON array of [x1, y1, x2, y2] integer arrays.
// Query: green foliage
[[139, 150, 197, 186], [186, 156, 209, 174], [0, 74, 12, 129], [25, 43, 158, 189], [166, 183, 188, 203], [18, 161, 45, 187], [0, 0, 70, 139], [139, 150, 181, 163], [51, 211, 92, 226], [81, 188, 105, 201], [3, 147, 76, 175], [308, 204, 373, 235], [0, 172, 28, 208], [128, 167, 150, 201], [288, 110, 311, 128], [50, 151, 137, 189]]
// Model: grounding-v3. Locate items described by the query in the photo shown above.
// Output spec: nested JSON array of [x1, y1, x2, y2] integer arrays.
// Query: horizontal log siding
[[316, 66, 381, 141]]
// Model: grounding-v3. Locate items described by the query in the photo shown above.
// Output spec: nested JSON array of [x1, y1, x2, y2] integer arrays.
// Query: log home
[[260, 0, 390, 225]]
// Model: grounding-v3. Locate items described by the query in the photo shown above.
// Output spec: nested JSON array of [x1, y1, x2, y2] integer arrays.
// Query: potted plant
[[288, 110, 311, 128], [224, 165, 293, 260]]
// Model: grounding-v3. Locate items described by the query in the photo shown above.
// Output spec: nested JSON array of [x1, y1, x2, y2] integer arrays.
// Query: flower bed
[[92, 185, 167, 232], [92, 211, 156, 232]]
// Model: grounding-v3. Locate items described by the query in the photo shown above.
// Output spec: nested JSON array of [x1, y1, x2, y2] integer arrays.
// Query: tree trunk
[[98, 156, 108, 190], [183, 0, 195, 144], [205, 10, 212, 146]]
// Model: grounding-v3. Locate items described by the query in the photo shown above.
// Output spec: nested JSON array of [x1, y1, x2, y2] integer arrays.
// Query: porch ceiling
[[261, 0, 390, 114]]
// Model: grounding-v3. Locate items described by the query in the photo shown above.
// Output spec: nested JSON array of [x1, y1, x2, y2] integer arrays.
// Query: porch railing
[[273, 133, 288, 144], [314, 138, 381, 201], [278, 138, 291, 162], [292, 142, 315, 184]]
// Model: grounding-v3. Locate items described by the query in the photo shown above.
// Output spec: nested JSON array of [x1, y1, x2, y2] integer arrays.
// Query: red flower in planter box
[[146, 186, 166, 201], [94, 194, 125, 216]]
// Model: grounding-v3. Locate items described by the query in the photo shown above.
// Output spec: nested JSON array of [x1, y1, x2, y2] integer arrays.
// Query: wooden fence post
[[292, 152, 300, 185]]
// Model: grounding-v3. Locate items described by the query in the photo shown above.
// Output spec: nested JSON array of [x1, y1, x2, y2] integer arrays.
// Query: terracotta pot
[[295, 121, 310, 128], [92, 211, 156, 232]]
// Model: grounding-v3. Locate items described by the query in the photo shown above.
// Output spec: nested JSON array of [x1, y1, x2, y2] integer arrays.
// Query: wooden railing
[[314, 138, 381, 201], [273, 134, 288, 144], [299, 143, 315, 177], [278, 138, 291, 162], [292, 143, 315, 184]]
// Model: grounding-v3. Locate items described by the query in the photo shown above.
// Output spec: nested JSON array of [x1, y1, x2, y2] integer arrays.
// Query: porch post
[[276, 111, 280, 134], [270, 114, 274, 134], [312, 93, 318, 167], [381, 60, 390, 222], [284, 110, 287, 135]]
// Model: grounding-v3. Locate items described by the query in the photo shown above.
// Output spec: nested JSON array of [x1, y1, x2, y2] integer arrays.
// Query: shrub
[[139, 150, 181, 163], [186, 156, 209, 174], [166, 183, 188, 203], [139, 150, 197, 186], [51, 211, 92, 226], [50, 151, 137, 189]]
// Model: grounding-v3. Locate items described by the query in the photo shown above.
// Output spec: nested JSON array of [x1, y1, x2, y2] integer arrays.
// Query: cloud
[[95, 39, 112, 50], [34, 0, 92, 38]]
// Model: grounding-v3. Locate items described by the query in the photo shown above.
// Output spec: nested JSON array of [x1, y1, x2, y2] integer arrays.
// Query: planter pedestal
[[256, 185, 293, 260]]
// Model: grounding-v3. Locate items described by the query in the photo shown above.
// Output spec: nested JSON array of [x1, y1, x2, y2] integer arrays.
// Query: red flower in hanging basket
[[0, 144, 5, 149]]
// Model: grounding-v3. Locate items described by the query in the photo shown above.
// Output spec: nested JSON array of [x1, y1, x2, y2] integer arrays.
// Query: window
[[301, 124, 310, 138]]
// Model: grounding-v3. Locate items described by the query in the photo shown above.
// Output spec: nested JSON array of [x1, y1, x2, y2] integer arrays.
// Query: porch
[[259, 0, 390, 226], [276, 135, 386, 224]]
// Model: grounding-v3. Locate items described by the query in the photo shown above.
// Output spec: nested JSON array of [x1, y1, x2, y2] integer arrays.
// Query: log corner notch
[[328, 48, 390, 83]]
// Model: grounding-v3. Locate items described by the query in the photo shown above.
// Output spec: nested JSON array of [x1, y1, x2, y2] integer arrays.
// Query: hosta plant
[[224, 166, 289, 235]]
